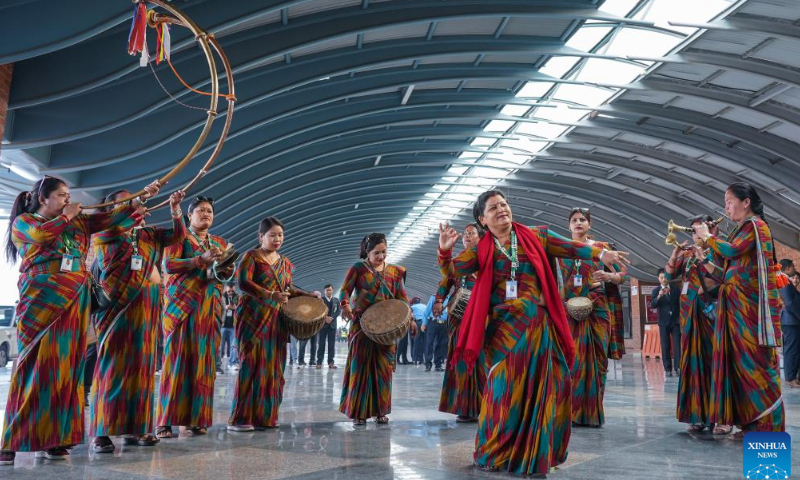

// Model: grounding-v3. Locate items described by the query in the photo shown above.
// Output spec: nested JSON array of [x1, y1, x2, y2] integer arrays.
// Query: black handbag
[[89, 260, 111, 312], [90, 280, 111, 311]]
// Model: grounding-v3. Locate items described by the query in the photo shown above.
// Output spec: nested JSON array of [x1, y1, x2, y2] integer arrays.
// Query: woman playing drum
[[228, 217, 311, 431], [438, 190, 629, 476], [695, 183, 784, 438], [0, 176, 152, 465], [434, 222, 484, 423], [339, 233, 417, 426], [156, 196, 234, 439], [558, 208, 626, 428]]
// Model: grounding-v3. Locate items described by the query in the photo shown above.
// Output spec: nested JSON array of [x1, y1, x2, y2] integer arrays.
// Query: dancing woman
[[438, 190, 628, 475], [558, 208, 626, 427]]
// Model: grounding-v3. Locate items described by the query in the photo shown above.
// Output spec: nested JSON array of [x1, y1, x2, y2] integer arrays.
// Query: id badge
[[574, 275, 583, 288], [131, 255, 143, 271], [206, 268, 214, 280], [506, 280, 518, 300], [60, 255, 74, 272], [681, 281, 689, 296]]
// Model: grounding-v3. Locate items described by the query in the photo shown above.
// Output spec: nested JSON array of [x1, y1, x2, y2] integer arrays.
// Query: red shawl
[[451, 222, 576, 371]]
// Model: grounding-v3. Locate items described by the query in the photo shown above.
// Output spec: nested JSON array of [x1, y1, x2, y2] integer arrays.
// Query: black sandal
[[155, 426, 173, 439], [353, 419, 366, 426], [187, 426, 207, 436], [124, 434, 160, 446], [376, 416, 389, 424], [91, 436, 115, 454]]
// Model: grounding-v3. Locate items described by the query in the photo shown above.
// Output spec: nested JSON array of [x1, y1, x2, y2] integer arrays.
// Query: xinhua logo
[[743, 432, 791, 479]]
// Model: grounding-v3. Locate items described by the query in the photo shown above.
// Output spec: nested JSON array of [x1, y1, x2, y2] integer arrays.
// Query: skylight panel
[[515, 81, 554, 98]]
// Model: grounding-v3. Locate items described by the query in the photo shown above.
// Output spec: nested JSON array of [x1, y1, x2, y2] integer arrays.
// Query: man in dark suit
[[651, 268, 681, 377], [316, 284, 341, 369], [779, 259, 800, 387]]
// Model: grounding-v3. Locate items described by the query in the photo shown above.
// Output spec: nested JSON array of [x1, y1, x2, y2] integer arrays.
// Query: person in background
[[222, 284, 239, 370], [651, 268, 681, 377], [410, 297, 427, 365], [422, 294, 448, 372], [396, 327, 412, 365], [316, 284, 341, 369], [288, 336, 298, 366], [779, 259, 800, 387]]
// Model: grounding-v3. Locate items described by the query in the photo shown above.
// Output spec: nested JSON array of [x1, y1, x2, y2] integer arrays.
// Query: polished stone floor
[[0, 350, 798, 479]]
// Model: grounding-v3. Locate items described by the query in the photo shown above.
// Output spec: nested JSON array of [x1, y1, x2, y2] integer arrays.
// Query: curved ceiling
[[1, 0, 800, 298]]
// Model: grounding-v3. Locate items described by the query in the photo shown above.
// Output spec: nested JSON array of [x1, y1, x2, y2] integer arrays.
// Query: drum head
[[567, 296, 592, 309], [361, 299, 410, 334], [283, 296, 327, 323]]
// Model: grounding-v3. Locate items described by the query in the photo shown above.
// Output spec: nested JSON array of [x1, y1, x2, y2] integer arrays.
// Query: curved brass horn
[[82, 0, 230, 210]]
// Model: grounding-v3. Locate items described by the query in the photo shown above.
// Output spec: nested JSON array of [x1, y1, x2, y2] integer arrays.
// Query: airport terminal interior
[[1, 0, 800, 478]]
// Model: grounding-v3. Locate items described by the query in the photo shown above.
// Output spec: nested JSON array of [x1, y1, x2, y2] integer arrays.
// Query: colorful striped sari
[[558, 240, 624, 427], [229, 250, 294, 428], [666, 252, 716, 426], [156, 230, 228, 429], [435, 271, 484, 418], [1, 208, 139, 452], [89, 216, 185, 437], [338, 262, 408, 420], [708, 217, 784, 432], [440, 226, 601, 475]]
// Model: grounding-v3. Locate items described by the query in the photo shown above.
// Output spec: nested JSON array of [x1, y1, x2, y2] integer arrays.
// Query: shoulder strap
[[265, 254, 287, 292], [362, 261, 395, 300]]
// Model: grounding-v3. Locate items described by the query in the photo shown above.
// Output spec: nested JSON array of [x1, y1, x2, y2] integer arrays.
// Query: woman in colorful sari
[[339, 233, 417, 426], [0, 176, 154, 465], [156, 196, 233, 438], [89, 189, 186, 453], [438, 190, 629, 476], [434, 223, 484, 423], [695, 183, 784, 439], [558, 208, 626, 428], [228, 217, 311, 431], [664, 215, 725, 434]]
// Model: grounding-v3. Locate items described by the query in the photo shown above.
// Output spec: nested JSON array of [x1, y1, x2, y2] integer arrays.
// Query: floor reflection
[[0, 354, 797, 479]]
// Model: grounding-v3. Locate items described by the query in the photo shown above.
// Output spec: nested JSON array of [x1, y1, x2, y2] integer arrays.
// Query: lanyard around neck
[[493, 229, 518, 280], [129, 227, 141, 256], [190, 228, 213, 252]]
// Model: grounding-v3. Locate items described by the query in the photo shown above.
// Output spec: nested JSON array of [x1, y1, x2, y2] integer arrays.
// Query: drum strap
[[363, 261, 395, 300], [265, 255, 287, 292]]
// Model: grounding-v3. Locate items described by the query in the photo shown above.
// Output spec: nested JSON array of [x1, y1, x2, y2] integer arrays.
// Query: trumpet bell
[[668, 219, 694, 234]]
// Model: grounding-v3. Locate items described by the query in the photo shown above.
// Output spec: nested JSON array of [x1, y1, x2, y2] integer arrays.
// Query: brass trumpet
[[665, 217, 723, 250]]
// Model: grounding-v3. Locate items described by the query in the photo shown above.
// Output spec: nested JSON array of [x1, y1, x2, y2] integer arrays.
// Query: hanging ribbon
[[127, 1, 148, 56], [155, 22, 171, 65]]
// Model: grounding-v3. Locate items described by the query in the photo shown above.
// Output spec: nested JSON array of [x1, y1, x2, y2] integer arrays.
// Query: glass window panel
[[515, 81, 554, 98], [552, 84, 616, 107], [501, 104, 530, 117], [540, 56, 581, 78], [485, 120, 515, 132], [565, 26, 613, 51]]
